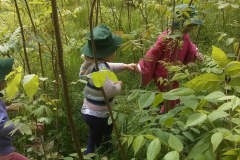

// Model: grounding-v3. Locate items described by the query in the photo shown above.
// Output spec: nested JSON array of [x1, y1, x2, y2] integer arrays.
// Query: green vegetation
[[1, 0, 240, 159]]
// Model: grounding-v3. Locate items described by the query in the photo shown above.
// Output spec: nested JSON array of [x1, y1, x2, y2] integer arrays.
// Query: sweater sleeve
[[183, 34, 197, 64], [108, 63, 126, 73], [0, 101, 22, 136], [138, 35, 164, 86]]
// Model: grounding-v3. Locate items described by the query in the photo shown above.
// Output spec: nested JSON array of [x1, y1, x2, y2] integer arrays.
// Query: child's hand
[[196, 52, 204, 62], [125, 63, 139, 72]]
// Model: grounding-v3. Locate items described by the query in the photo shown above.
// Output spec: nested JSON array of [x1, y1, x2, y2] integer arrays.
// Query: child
[[79, 24, 137, 154], [0, 58, 43, 160], [138, 4, 204, 113]]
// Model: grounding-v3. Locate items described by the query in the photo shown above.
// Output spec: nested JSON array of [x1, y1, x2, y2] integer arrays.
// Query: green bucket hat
[[0, 58, 14, 81], [81, 25, 122, 58]]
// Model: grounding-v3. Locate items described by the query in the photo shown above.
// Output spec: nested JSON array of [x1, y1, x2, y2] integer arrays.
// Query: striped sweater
[[79, 60, 125, 118]]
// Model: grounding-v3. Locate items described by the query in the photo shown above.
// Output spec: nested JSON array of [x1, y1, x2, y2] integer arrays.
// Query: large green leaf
[[6, 73, 22, 100], [163, 151, 179, 160], [212, 46, 228, 68], [162, 87, 195, 100], [91, 70, 118, 88], [23, 74, 39, 100], [183, 73, 224, 91], [185, 113, 207, 128], [225, 61, 240, 76], [188, 143, 211, 159], [204, 91, 225, 100], [194, 154, 205, 160], [228, 76, 240, 86], [208, 110, 229, 122], [168, 134, 183, 152], [133, 135, 145, 156], [211, 132, 223, 152], [179, 95, 198, 110], [138, 92, 155, 108], [224, 135, 240, 142], [155, 129, 170, 143], [217, 102, 232, 111], [147, 138, 161, 160], [152, 93, 164, 107]]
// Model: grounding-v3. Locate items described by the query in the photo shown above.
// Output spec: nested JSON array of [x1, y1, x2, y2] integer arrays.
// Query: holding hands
[[124, 63, 139, 72]]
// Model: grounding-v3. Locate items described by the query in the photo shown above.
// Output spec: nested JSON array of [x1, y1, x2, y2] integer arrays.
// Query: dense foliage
[[0, 0, 240, 159]]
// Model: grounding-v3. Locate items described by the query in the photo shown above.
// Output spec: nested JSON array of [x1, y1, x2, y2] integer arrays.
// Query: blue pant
[[82, 114, 113, 154]]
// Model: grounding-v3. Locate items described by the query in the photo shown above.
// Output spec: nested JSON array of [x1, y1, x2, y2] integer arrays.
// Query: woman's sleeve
[[138, 36, 163, 86], [184, 34, 198, 64], [0, 103, 22, 137]]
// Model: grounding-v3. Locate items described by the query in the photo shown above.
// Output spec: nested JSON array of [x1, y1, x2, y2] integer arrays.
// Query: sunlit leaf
[[225, 61, 240, 76], [208, 110, 229, 122], [162, 87, 195, 100], [211, 132, 222, 152], [212, 46, 228, 68], [133, 135, 145, 156], [183, 73, 224, 91], [168, 134, 183, 152], [23, 74, 39, 100], [147, 138, 161, 160], [163, 151, 179, 160], [185, 113, 207, 128], [138, 92, 155, 108], [6, 73, 22, 100]]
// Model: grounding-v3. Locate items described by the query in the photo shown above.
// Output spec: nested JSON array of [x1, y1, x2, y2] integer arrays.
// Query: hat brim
[[81, 34, 122, 58], [0, 58, 14, 81]]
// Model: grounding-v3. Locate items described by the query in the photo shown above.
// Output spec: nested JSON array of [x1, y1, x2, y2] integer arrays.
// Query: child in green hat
[[79, 25, 138, 154], [0, 58, 43, 160]]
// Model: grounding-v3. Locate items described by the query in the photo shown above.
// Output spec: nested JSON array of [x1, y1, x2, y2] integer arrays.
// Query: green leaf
[[211, 132, 223, 152], [212, 46, 228, 68], [19, 124, 32, 135], [194, 154, 205, 160], [188, 142, 211, 159], [217, 102, 232, 111], [218, 3, 229, 9], [226, 38, 234, 46], [185, 113, 207, 128], [45, 141, 54, 150], [183, 73, 224, 91], [91, 70, 118, 88], [155, 129, 170, 143], [204, 91, 225, 100], [182, 131, 194, 142], [162, 87, 195, 100], [208, 110, 229, 122], [168, 134, 183, 152], [147, 138, 161, 160], [133, 135, 145, 156], [128, 136, 133, 147], [152, 93, 164, 107], [179, 95, 198, 110], [4, 120, 13, 128], [170, 73, 189, 81], [23, 74, 39, 100], [224, 135, 240, 142], [138, 92, 155, 108], [144, 134, 156, 140], [225, 61, 240, 76], [228, 77, 240, 86], [127, 90, 140, 101], [163, 151, 179, 160], [139, 116, 153, 123], [6, 73, 22, 100]]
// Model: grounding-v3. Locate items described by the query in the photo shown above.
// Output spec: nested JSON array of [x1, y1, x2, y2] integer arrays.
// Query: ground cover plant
[[0, 0, 240, 159]]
